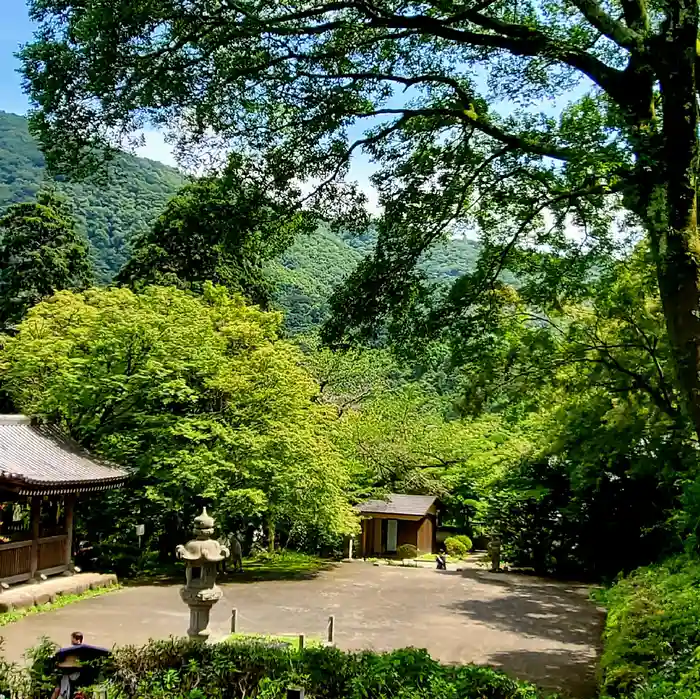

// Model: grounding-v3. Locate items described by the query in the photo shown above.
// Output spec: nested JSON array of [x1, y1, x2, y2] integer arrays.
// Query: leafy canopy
[[117, 160, 317, 308], [20, 0, 700, 435], [0, 190, 92, 331], [0, 284, 357, 559]]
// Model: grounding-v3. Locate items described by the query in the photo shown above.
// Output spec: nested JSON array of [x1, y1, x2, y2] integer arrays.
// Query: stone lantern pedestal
[[176, 508, 229, 641]]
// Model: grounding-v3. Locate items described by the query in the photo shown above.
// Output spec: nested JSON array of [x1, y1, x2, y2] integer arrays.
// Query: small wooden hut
[[356, 494, 438, 557], [0, 415, 128, 586]]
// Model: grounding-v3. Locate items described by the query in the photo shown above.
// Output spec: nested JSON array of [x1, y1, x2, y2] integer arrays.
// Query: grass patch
[[127, 550, 334, 586], [415, 553, 465, 563], [224, 550, 334, 583], [226, 633, 324, 650], [0, 583, 120, 626]]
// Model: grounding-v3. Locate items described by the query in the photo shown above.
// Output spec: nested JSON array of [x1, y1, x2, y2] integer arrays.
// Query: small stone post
[[176, 508, 230, 641], [327, 615, 335, 644], [231, 608, 238, 633], [489, 535, 501, 572]]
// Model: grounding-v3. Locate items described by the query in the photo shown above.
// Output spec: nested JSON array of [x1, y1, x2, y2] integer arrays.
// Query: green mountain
[[0, 111, 479, 332], [0, 111, 186, 280]]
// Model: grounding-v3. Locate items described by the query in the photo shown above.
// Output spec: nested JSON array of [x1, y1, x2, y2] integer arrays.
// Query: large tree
[[18, 0, 700, 433], [0, 191, 92, 330], [117, 162, 316, 308], [0, 284, 357, 565]]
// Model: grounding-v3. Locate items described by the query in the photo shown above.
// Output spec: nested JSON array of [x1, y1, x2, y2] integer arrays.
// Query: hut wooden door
[[386, 519, 398, 553]]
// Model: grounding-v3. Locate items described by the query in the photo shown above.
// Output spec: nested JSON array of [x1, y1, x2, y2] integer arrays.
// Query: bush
[[11, 638, 541, 699], [453, 534, 473, 552], [599, 555, 700, 698], [110, 639, 540, 699], [396, 544, 419, 559], [444, 536, 468, 559]]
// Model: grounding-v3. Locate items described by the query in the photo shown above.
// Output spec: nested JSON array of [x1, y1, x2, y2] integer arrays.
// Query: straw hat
[[56, 654, 82, 670]]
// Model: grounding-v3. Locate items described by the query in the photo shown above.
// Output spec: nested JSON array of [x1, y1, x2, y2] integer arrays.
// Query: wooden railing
[[38, 535, 68, 573], [0, 539, 32, 583], [0, 534, 68, 584]]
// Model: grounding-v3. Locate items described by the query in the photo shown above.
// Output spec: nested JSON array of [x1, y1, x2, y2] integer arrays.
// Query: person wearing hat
[[50, 632, 92, 699], [51, 653, 81, 699]]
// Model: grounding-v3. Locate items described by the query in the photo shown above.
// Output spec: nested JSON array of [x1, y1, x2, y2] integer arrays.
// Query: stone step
[[0, 573, 117, 612]]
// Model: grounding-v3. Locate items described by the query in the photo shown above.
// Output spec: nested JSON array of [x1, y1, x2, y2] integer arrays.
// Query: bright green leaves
[[0, 284, 358, 553]]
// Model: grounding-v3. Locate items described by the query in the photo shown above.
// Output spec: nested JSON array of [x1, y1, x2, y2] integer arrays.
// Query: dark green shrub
[[396, 543, 418, 559], [444, 536, 468, 559], [15, 637, 541, 699], [453, 534, 473, 552], [600, 555, 700, 698]]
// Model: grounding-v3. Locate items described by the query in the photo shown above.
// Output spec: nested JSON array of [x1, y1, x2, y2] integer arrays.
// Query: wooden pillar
[[373, 518, 382, 555], [64, 494, 76, 569], [29, 496, 40, 580]]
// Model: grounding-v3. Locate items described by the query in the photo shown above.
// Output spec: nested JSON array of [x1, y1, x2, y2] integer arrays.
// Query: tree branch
[[348, 106, 575, 161], [569, 0, 642, 48]]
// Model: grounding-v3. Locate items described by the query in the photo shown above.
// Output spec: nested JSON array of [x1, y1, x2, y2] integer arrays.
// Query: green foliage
[[0, 190, 92, 330], [336, 382, 531, 500], [0, 285, 357, 571], [444, 537, 468, 559], [299, 337, 405, 416], [396, 543, 419, 559], [12, 638, 539, 699], [0, 112, 184, 281], [117, 163, 315, 308], [475, 248, 696, 579], [27, 0, 700, 429], [452, 534, 473, 552], [0, 114, 480, 334], [599, 556, 700, 699], [273, 228, 480, 336]]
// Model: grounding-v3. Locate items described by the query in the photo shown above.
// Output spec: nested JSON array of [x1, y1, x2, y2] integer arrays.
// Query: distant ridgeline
[[0, 111, 479, 333]]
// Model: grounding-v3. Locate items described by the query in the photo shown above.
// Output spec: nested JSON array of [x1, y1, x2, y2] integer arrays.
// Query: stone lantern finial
[[176, 507, 229, 641], [193, 508, 215, 537]]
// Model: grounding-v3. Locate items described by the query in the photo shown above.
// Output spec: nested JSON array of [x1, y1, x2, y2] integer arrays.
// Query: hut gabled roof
[[355, 493, 437, 517]]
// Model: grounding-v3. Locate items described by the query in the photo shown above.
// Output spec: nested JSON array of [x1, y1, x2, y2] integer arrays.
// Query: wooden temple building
[[0, 415, 128, 586], [356, 494, 438, 557]]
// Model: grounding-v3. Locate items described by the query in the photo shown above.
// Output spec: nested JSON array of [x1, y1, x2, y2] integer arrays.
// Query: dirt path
[[0, 561, 603, 697]]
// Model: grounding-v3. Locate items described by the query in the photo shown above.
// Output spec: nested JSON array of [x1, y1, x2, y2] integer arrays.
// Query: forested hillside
[[0, 111, 185, 280], [0, 111, 479, 331]]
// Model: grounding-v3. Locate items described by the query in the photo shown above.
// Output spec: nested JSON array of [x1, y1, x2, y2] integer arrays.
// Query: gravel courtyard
[[0, 561, 604, 697]]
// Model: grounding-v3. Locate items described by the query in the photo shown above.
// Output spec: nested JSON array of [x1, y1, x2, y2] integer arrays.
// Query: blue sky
[[0, 0, 379, 201], [1, 0, 34, 116], [0, 0, 181, 169]]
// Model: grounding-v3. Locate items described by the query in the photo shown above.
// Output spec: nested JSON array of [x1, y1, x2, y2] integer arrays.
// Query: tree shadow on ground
[[220, 560, 337, 584], [441, 568, 603, 647], [482, 647, 599, 699], [125, 560, 337, 587]]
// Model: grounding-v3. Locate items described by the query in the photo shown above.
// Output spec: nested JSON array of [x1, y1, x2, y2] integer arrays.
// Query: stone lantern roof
[[176, 508, 228, 563]]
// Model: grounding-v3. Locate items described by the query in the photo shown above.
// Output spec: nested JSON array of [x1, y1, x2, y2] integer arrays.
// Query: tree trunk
[[653, 1, 700, 436], [267, 515, 275, 554]]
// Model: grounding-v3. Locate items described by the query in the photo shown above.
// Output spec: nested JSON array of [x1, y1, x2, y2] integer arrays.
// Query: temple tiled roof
[[0, 415, 128, 495], [355, 494, 437, 517]]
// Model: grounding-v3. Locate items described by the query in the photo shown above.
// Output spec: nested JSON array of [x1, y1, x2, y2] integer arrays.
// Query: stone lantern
[[176, 508, 229, 641]]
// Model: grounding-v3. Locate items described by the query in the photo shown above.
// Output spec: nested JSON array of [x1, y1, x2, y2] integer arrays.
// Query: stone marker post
[[176, 508, 229, 641], [489, 535, 501, 572]]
